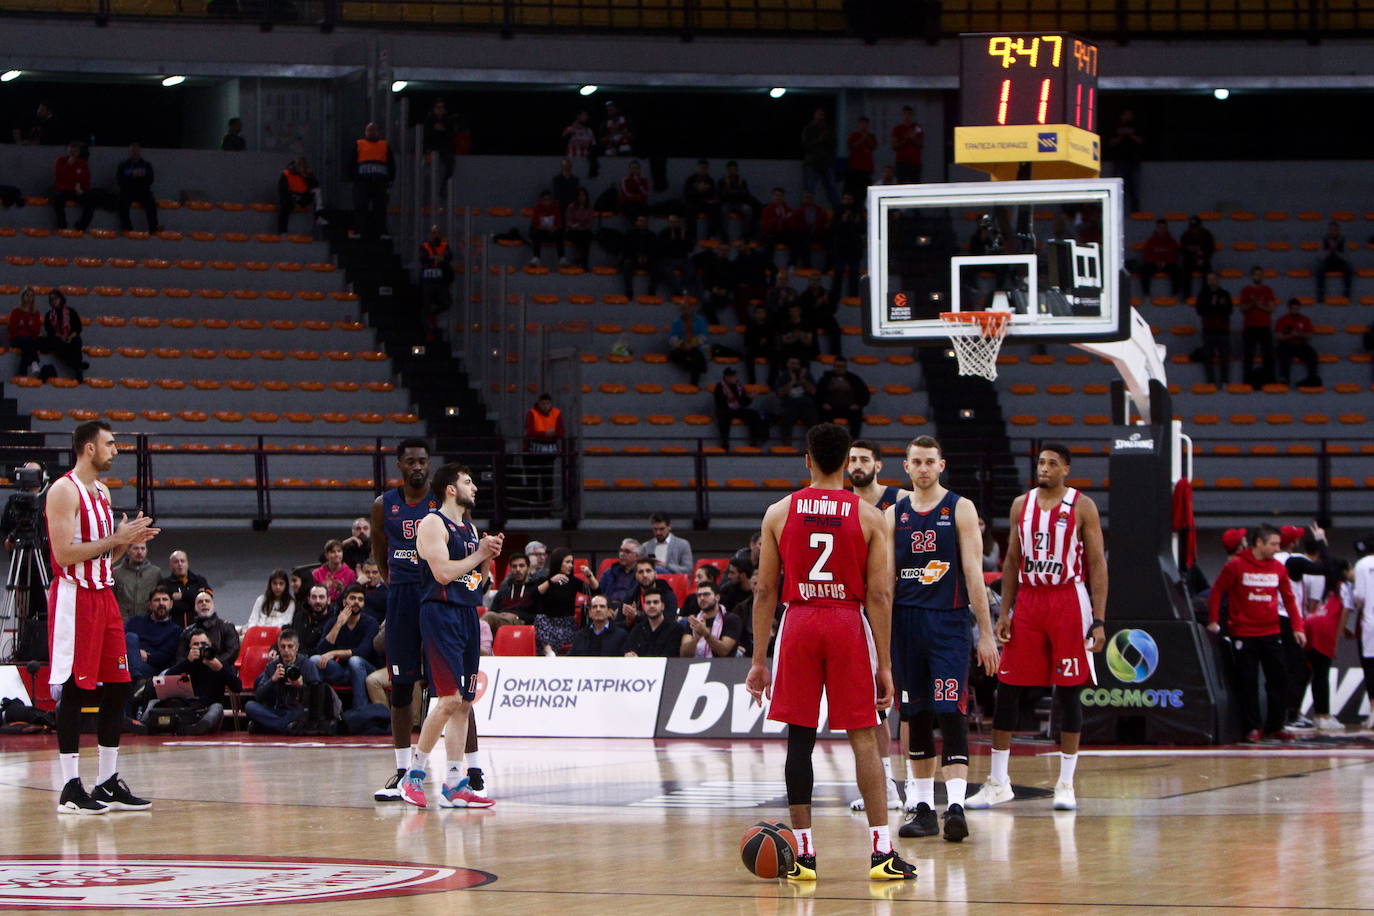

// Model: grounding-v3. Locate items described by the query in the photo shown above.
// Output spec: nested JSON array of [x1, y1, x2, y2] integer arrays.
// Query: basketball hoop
[[939, 311, 1012, 381]]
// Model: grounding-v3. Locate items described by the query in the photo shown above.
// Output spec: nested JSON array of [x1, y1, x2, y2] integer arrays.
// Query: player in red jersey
[[45, 420, 160, 814], [966, 444, 1106, 813], [746, 423, 916, 882]]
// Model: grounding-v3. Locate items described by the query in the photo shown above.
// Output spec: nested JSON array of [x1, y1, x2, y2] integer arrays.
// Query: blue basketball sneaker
[[400, 769, 428, 808]]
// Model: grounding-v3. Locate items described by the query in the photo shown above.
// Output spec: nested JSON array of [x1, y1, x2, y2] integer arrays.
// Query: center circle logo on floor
[[1105, 628, 1159, 684], [0, 855, 495, 909]]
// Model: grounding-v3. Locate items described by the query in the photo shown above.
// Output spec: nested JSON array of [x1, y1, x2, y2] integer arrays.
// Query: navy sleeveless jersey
[[420, 511, 485, 607], [381, 487, 438, 585], [876, 485, 903, 511], [893, 490, 967, 610]]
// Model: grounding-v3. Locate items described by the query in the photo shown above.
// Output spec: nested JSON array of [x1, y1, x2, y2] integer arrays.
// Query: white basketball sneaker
[[965, 777, 1014, 809], [849, 780, 903, 811], [1052, 781, 1077, 811], [1313, 714, 1341, 731]]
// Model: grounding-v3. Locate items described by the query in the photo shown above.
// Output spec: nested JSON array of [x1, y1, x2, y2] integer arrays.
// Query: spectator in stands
[[1140, 219, 1181, 296], [113, 541, 160, 622], [680, 582, 742, 657], [125, 587, 180, 676], [640, 513, 694, 574], [165, 627, 241, 724], [772, 355, 818, 446], [682, 159, 720, 240], [797, 273, 842, 357], [158, 549, 210, 628], [621, 213, 657, 297], [13, 100, 61, 146], [719, 558, 752, 610], [534, 548, 584, 654], [845, 116, 877, 197], [734, 530, 763, 570], [766, 266, 799, 314], [815, 356, 871, 439], [524, 541, 550, 582], [356, 557, 387, 622], [311, 585, 378, 709], [245, 628, 320, 735], [422, 97, 457, 181], [51, 142, 94, 232], [1316, 220, 1353, 302], [1179, 215, 1215, 298], [742, 304, 775, 384], [415, 223, 454, 337], [800, 107, 838, 208], [774, 303, 818, 365], [717, 160, 758, 236], [678, 564, 722, 617], [624, 591, 681, 658], [617, 159, 650, 225], [528, 189, 565, 267], [524, 392, 564, 503], [349, 121, 395, 240], [552, 158, 581, 213], [115, 143, 158, 234], [831, 191, 866, 298], [562, 110, 597, 173], [759, 188, 794, 261], [1274, 298, 1321, 387], [6, 288, 42, 377], [1239, 266, 1279, 385], [602, 101, 633, 156], [487, 553, 538, 632], [595, 539, 643, 608], [277, 157, 322, 234], [246, 568, 295, 630], [891, 106, 924, 183], [1106, 109, 1144, 213], [878, 165, 899, 186], [337, 517, 371, 571], [220, 117, 246, 151], [571, 595, 628, 656], [313, 539, 357, 601], [712, 366, 767, 450], [176, 589, 240, 668], [40, 289, 85, 383], [789, 190, 830, 269], [1195, 271, 1235, 385], [655, 213, 695, 298], [563, 187, 596, 270], [667, 297, 709, 386], [292, 584, 333, 653], [980, 515, 1002, 572], [694, 244, 734, 325]]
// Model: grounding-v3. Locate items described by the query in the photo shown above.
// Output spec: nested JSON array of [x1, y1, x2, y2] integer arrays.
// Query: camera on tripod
[[5, 466, 47, 549], [1, 461, 51, 664]]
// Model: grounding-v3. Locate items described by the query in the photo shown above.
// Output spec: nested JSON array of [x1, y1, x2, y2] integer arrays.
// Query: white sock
[[59, 752, 80, 783], [915, 777, 935, 808], [445, 765, 464, 789], [795, 827, 814, 857], [946, 777, 967, 808], [1059, 752, 1078, 784], [412, 749, 429, 775], [97, 746, 118, 784], [467, 749, 485, 772], [990, 748, 1010, 784], [871, 824, 892, 854], [409, 745, 419, 768], [881, 756, 893, 784], [394, 747, 409, 770]]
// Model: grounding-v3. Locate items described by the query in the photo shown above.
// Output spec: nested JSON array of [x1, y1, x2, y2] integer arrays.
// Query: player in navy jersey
[[400, 462, 501, 809], [845, 439, 908, 814], [889, 436, 998, 842]]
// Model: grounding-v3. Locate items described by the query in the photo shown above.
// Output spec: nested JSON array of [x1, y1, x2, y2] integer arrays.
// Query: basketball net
[[939, 310, 1012, 381]]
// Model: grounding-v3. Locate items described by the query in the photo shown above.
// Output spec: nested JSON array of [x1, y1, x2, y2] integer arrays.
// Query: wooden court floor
[[4, 733, 1374, 913]]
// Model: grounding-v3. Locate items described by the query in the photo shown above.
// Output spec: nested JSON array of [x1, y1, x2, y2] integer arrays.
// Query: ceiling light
[[579, 84, 598, 96], [0, 70, 21, 83], [1212, 88, 1229, 100], [161, 75, 185, 87], [769, 87, 786, 99], [391, 80, 408, 93]]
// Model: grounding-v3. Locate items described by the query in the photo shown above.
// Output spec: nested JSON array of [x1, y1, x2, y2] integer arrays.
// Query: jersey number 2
[[808, 532, 834, 581]]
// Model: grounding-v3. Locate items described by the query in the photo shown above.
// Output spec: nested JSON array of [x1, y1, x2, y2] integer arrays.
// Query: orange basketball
[[740, 821, 798, 879]]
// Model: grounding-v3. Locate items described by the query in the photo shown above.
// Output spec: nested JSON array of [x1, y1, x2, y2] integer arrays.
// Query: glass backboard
[[865, 178, 1128, 344]]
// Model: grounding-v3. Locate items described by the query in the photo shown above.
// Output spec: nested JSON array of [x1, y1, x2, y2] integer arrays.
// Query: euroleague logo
[[893, 292, 909, 308], [0, 855, 495, 909], [471, 669, 490, 702]]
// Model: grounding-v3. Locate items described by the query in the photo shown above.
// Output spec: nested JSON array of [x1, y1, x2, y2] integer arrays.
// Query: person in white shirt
[[246, 568, 295, 630], [1351, 536, 1374, 729]]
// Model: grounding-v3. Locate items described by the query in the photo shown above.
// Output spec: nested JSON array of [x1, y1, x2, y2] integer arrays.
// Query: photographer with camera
[[156, 628, 241, 733], [245, 628, 320, 735], [2, 460, 51, 662], [311, 584, 378, 710], [174, 589, 239, 669]]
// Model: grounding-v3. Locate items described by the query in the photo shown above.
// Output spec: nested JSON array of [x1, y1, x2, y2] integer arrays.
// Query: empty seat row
[[29, 407, 419, 424], [10, 376, 395, 392], [579, 413, 929, 428], [0, 227, 317, 245], [3, 254, 335, 273]]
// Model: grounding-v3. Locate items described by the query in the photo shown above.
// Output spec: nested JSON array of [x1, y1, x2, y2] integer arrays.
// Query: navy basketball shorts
[[418, 599, 481, 702], [385, 581, 426, 688], [892, 604, 973, 716]]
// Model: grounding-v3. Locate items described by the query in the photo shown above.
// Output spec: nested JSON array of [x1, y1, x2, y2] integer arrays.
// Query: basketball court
[[3, 732, 1374, 912]]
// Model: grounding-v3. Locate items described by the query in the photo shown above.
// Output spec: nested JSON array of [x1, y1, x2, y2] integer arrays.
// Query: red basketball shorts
[[768, 603, 879, 731], [997, 582, 1096, 687], [48, 578, 130, 690]]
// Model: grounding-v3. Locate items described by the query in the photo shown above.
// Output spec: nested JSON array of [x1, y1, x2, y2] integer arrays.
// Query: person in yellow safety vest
[[523, 394, 566, 504], [349, 122, 396, 240], [276, 157, 323, 234], [419, 225, 454, 336]]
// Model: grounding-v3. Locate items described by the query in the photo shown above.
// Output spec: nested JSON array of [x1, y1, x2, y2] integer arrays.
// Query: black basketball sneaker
[[91, 775, 151, 811], [869, 849, 918, 880], [784, 853, 817, 881], [57, 778, 108, 815], [898, 802, 939, 838], [942, 804, 969, 842]]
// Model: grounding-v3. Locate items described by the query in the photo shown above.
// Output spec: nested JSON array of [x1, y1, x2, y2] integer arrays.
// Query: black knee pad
[[993, 682, 1022, 732], [938, 713, 969, 767], [907, 709, 937, 760], [389, 682, 416, 708], [785, 725, 817, 806], [1057, 684, 1084, 733]]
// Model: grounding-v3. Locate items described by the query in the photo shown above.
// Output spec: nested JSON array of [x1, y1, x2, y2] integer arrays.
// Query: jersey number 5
[[808, 532, 834, 582]]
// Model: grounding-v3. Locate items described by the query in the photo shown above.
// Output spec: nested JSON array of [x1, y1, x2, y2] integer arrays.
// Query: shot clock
[[959, 32, 1099, 130]]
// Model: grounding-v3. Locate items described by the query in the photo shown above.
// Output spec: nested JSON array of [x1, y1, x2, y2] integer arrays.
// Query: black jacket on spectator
[[361, 583, 387, 623], [570, 623, 630, 657], [253, 657, 321, 710], [125, 614, 181, 672], [315, 612, 380, 664], [494, 579, 539, 623], [177, 613, 241, 667], [116, 157, 154, 194], [630, 580, 678, 616], [157, 571, 211, 628], [1195, 284, 1234, 333], [539, 576, 586, 618], [623, 227, 657, 262], [291, 606, 333, 657], [814, 368, 871, 412], [625, 616, 684, 658], [165, 657, 242, 707]]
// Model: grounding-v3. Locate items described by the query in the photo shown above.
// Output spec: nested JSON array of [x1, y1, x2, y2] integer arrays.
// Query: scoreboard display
[[959, 32, 1099, 131]]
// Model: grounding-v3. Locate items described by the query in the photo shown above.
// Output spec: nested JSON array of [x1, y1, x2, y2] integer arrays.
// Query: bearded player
[[746, 423, 917, 881], [966, 444, 1107, 812]]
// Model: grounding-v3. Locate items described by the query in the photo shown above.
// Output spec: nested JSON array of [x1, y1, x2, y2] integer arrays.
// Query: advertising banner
[[656, 658, 850, 739], [472, 656, 667, 738]]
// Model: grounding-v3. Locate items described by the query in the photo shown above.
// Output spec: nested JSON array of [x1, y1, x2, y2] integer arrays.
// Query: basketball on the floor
[[739, 821, 798, 878]]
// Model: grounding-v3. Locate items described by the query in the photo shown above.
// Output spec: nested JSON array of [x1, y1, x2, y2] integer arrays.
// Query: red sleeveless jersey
[[778, 486, 867, 609], [1016, 487, 1085, 588]]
